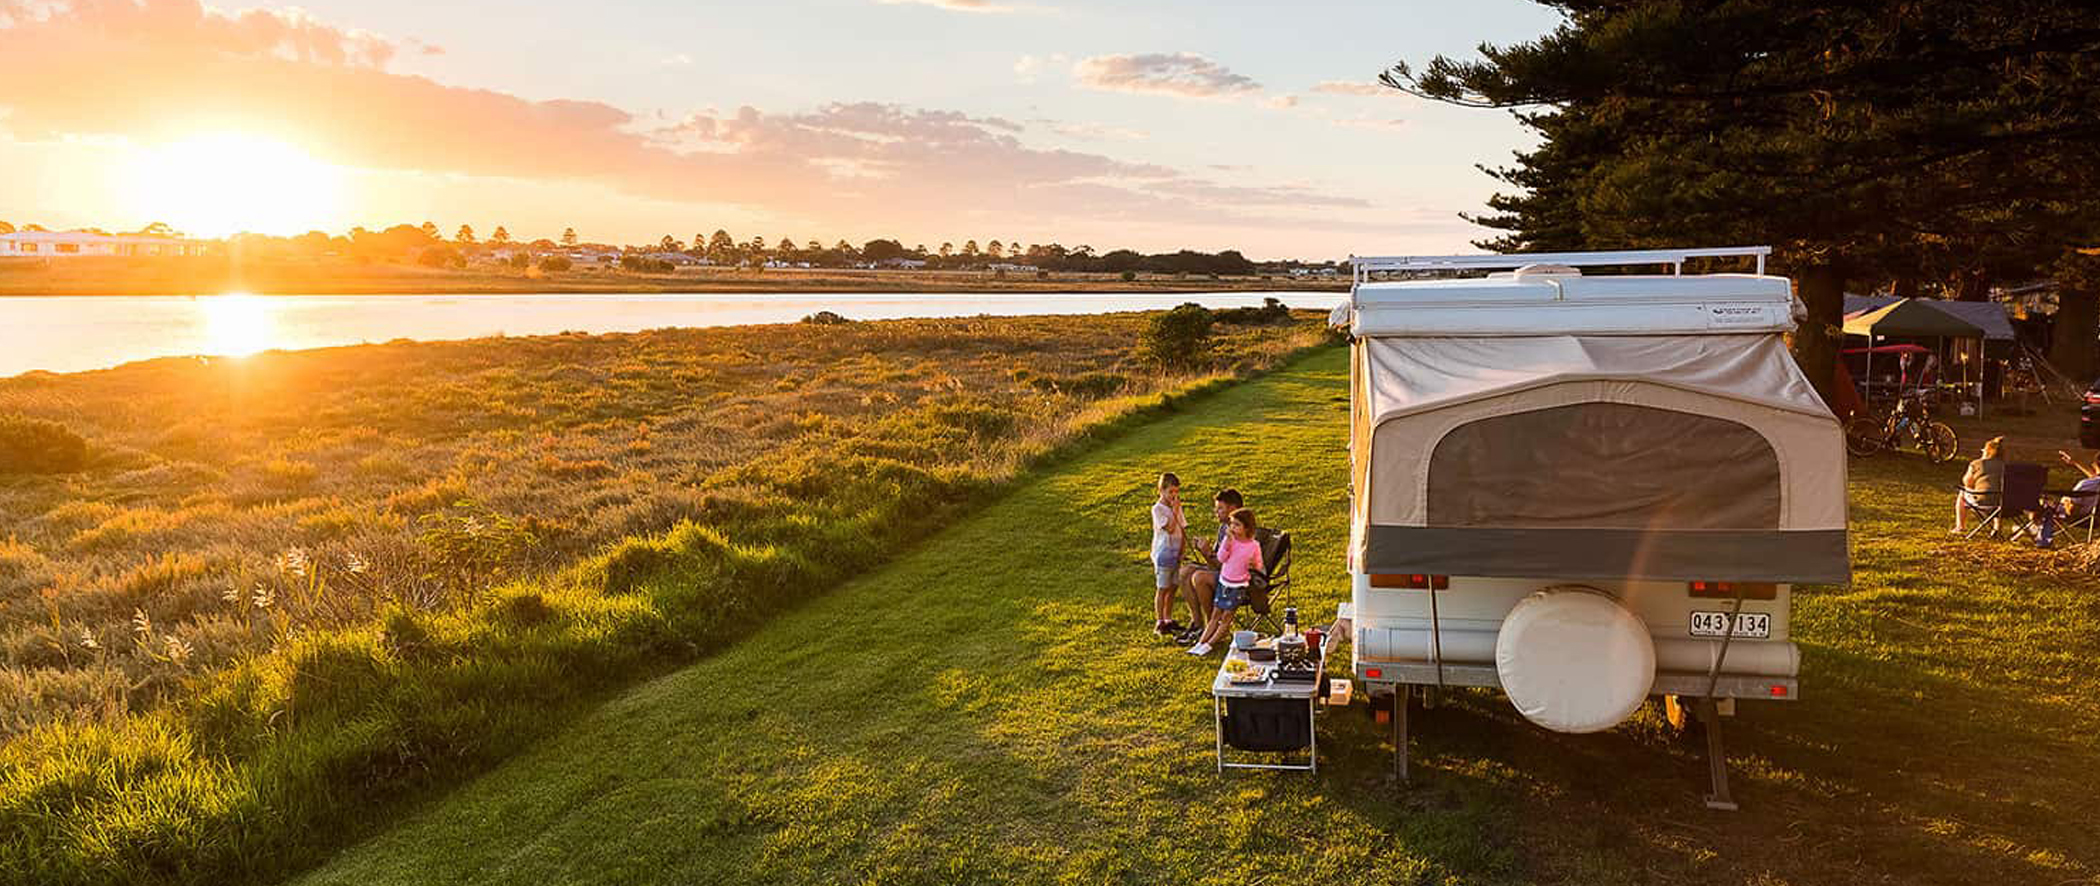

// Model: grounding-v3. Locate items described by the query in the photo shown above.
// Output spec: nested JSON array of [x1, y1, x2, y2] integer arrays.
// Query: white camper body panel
[[1336, 249, 1843, 716]]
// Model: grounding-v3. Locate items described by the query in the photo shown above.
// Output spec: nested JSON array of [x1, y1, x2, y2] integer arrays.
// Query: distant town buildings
[[0, 230, 208, 258]]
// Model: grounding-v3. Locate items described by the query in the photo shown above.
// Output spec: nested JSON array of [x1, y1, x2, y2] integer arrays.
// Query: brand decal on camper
[[1706, 304, 1769, 327]]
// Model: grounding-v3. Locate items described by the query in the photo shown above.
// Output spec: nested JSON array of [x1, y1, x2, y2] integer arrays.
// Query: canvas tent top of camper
[[1338, 248, 1848, 586]]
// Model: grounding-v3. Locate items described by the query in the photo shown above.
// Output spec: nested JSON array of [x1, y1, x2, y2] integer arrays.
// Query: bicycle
[[1844, 389, 1959, 462]]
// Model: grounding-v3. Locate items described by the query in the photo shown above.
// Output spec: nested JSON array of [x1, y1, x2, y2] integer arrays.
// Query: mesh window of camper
[[1426, 403, 1780, 529]]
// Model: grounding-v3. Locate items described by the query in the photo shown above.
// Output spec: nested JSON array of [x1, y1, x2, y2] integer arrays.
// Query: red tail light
[[2085, 391, 2100, 406], [1370, 574, 1450, 589], [1687, 580, 1778, 600], [1770, 685, 1788, 697], [1365, 667, 1382, 679]]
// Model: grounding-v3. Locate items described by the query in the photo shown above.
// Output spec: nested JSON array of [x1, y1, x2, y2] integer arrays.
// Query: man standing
[[1172, 488, 1244, 645]]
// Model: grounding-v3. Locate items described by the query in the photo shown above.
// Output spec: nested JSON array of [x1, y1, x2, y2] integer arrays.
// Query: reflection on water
[[198, 293, 277, 357], [2, 291, 1334, 377]]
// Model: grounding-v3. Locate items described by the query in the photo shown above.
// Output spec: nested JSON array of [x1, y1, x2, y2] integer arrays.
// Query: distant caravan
[[1330, 247, 1848, 810]]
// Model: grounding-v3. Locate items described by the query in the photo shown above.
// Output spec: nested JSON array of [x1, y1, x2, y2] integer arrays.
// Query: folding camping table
[[1210, 630, 1342, 773]]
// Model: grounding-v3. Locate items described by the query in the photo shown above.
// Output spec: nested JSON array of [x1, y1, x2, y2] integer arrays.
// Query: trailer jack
[[1698, 697, 1737, 811]]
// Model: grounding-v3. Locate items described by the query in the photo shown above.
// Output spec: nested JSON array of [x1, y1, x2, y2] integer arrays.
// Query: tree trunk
[[1793, 263, 1847, 402], [2052, 282, 2099, 383]]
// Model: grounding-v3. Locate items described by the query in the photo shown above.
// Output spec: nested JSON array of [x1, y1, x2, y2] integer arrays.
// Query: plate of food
[[1223, 658, 1269, 684]]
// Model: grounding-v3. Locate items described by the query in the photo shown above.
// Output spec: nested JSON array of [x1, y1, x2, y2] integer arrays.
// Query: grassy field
[[295, 348, 2099, 886], [0, 311, 1325, 884], [0, 256, 1348, 295]]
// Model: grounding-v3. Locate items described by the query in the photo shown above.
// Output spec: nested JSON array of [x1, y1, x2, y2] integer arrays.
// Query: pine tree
[[1387, 0, 2100, 395]]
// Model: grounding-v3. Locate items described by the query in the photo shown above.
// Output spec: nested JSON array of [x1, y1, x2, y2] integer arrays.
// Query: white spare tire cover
[[1494, 587, 1655, 733]]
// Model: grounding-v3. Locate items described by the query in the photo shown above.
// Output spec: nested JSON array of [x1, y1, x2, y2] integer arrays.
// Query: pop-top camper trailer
[[1332, 247, 1848, 809]]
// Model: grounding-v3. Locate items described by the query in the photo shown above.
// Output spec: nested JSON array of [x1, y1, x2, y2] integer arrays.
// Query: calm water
[[1, 291, 1333, 377]]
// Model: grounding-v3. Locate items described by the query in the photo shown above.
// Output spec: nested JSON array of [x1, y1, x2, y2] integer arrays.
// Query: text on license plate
[[1689, 610, 1771, 639]]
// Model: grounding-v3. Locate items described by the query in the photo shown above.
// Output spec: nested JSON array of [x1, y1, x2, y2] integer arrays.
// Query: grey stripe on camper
[[1362, 526, 1850, 584]]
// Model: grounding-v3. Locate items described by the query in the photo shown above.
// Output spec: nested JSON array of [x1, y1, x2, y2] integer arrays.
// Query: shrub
[[1120, 270, 1137, 282], [507, 253, 531, 269], [800, 311, 852, 325], [538, 255, 573, 272], [1215, 297, 1292, 326], [0, 415, 88, 474], [1137, 303, 1214, 368]]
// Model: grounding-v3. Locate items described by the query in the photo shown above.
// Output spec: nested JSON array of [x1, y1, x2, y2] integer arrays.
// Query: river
[[1, 291, 1334, 377]]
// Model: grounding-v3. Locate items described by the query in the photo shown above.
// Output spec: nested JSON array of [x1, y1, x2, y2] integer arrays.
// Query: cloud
[[1311, 80, 1390, 97], [1264, 94, 1298, 110], [1072, 52, 1260, 99], [0, 0, 1390, 242], [6, 0, 404, 67], [1032, 118, 1147, 141], [660, 53, 693, 66]]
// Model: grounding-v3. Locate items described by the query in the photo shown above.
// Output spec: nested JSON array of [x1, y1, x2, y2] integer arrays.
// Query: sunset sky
[[0, 0, 1562, 258]]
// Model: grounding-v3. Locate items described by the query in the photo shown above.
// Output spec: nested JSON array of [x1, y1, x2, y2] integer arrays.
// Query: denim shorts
[[1213, 581, 1247, 611], [1152, 544, 1181, 588]]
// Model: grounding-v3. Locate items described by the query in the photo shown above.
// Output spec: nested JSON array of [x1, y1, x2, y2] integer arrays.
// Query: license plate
[[1689, 610, 1770, 639]]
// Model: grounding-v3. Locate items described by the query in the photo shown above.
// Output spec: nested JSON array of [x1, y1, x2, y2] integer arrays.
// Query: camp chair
[[1961, 463, 2046, 540], [1235, 529, 1293, 634], [2048, 488, 2099, 545]]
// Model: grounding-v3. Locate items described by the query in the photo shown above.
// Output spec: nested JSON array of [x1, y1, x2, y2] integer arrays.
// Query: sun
[[121, 134, 344, 237], [198, 292, 279, 357]]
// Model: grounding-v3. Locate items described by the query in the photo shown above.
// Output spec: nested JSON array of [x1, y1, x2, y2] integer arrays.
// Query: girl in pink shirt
[[1188, 507, 1262, 655]]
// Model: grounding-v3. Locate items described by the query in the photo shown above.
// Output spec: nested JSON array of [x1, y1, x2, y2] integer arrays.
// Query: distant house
[[879, 257, 928, 269], [0, 230, 207, 258], [643, 252, 701, 266], [986, 262, 1039, 273]]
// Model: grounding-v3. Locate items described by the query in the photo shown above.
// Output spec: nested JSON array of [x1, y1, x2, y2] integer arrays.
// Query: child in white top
[[1149, 473, 1187, 637]]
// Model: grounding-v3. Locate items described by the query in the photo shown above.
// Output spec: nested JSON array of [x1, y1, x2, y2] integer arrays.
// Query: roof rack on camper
[[1348, 246, 1771, 283], [1335, 246, 1795, 338]]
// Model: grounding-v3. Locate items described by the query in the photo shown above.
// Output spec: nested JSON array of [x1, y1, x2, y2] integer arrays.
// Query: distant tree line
[[4, 217, 1343, 278], [127, 222, 1321, 276]]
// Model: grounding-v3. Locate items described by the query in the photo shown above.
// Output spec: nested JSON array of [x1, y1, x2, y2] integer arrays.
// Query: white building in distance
[[0, 230, 208, 258]]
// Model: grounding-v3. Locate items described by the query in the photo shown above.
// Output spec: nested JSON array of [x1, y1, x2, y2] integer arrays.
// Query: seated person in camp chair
[[1172, 488, 1245, 645], [2033, 450, 2100, 548], [1952, 436, 2006, 534], [1185, 507, 1263, 657]]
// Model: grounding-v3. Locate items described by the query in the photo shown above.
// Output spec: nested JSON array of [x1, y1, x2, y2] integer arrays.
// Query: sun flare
[[198, 293, 279, 357], [121, 134, 344, 237]]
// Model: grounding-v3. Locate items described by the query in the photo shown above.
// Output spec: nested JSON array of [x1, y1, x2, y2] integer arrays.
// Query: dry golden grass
[[0, 311, 1322, 737]]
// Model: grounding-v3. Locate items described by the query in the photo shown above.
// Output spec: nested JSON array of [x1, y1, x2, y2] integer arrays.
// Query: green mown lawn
[[297, 348, 2099, 886]]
